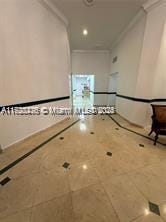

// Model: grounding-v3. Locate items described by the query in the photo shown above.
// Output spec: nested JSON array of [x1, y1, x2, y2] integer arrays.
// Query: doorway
[[71, 75, 95, 109]]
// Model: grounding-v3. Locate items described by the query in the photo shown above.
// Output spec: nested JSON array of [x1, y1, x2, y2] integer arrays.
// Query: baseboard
[[2, 117, 70, 151], [116, 113, 144, 128]]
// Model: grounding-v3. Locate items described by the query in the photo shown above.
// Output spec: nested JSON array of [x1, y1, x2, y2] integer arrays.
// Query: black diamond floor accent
[[60, 137, 64, 140], [90, 132, 94, 135], [149, 201, 160, 216], [115, 128, 119, 130], [107, 152, 112, 157], [0, 177, 11, 186], [139, 144, 144, 147], [62, 162, 70, 169]]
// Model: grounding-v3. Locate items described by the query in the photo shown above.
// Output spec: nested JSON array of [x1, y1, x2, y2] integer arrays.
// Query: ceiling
[[53, 0, 147, 50]]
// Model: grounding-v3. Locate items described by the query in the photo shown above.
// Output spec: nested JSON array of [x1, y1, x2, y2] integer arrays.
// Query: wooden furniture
[[149, 104, 166, 145]]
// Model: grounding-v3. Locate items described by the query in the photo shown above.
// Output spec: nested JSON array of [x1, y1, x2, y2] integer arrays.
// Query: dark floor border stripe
[[0, 119, 80, 175], [0, 96, 70, 112], [108, 115, 166, 146], [0, 177, 11, 186]]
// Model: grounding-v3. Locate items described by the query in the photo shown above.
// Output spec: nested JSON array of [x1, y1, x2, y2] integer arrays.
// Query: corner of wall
[[37, 0, 69, 27]]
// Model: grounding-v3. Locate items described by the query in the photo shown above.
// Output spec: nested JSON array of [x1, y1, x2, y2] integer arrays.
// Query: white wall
[[110, 11, 147, 124], [133, 3, 166, 126], [107, 73, 118, 106], [135, 4, 166, 99], [0, 0, 71, 149], [110, 1, 166, 127], [153, 21, 166, 98], [72, 51, 110, 105]]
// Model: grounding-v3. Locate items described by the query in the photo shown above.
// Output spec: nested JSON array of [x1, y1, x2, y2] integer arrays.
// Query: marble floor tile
[[92, 156, 125, 182], [0, 174, 36, 218], [68, 161, 99, 191], [6, 152, 42, 179], [145, 159, 166, 181], [127, 167, 166, 205], [102, 174, 148, 222], [31, 193, 74, 222], [0, 114, 166, 222], [39, 144, 67, 170], [133, 213, 164, 222], [33, 168, 70, 206], [72, 183, 120, 222], [0, 208, 32, 222]]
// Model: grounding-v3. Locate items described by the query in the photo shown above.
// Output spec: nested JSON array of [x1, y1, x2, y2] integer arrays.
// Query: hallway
[[72, 74, 94, 109], [1, 115, 166, 222], [0, 0, 166, 221]]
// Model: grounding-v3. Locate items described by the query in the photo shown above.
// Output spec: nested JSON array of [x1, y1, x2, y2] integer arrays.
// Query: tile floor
[[0, 114, 166, 222]]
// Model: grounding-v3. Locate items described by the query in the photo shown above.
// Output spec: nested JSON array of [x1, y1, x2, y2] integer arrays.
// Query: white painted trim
[[143, 0, 166, 12], [38, 0, 69, 27], [110, 9, 146, 51]]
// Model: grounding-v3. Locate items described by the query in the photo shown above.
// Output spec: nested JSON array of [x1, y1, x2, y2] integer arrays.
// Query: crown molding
[[143, 0, 166, 12], [38, 0, 69, 27], [110, 9, 146, 51]]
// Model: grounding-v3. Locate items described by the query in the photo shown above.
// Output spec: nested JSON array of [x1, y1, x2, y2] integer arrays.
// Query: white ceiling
[[53, 0, 147, 50]]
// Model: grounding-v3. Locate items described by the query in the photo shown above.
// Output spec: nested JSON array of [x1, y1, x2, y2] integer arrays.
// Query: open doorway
[[71, 75, 94, 109]]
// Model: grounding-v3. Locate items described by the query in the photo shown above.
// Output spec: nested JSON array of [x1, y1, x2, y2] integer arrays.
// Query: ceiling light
[[83, 29, 88, 36]]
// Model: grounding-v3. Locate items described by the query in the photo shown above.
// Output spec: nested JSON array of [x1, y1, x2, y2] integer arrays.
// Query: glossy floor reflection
[[73, 95, 93, 109], [0, 114, 166, 222]]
